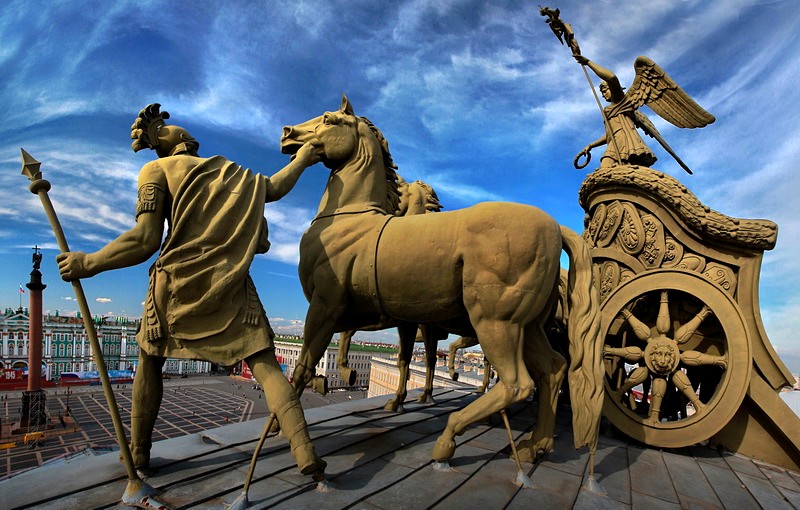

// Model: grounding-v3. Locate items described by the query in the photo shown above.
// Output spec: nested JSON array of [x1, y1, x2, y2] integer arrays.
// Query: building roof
[[3, 388, 799, 509]]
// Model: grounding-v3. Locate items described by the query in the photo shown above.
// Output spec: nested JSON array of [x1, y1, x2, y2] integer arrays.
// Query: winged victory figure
[[574, 55, 715, 174]]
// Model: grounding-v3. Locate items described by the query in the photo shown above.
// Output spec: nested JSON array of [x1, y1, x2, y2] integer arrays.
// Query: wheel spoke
[[656, 291, 670, 335], [671, 370, 704, 411], [617, 366, 649, 399], [620, 308, 652, 342], [647, 377, 668, 424], [681, 350, 727, 369], [674, 305, 712, 344], [604, 345, 644, 362]]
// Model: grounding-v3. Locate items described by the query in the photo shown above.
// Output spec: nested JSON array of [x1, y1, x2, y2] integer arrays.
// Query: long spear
[[20, 148, 169, 510], [540, 7, 623, 168]]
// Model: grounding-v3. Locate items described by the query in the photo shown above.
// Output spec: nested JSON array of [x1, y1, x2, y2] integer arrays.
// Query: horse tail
[[559, 225, 604, 452]]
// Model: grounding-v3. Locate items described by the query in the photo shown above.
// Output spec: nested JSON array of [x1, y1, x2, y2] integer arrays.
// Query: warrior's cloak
[[137, 155, 273, 365]]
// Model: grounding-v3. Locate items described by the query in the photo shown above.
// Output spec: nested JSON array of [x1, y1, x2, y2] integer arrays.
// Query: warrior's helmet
[[131, 103, 199, 157]]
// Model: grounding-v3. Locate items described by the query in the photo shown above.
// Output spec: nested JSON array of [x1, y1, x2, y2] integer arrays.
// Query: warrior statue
[[56, 104, 327, 480], [574, 54, 715, 173]]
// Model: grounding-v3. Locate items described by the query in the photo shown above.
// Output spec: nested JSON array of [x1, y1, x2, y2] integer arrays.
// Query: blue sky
[[1, 1, 799, 368]]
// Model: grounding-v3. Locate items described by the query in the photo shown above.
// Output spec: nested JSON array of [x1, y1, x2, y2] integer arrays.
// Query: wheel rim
[[601, 269, 751, 447]]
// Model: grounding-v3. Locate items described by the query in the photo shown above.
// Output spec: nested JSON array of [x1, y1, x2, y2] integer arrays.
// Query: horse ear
[[341, 94, 354, 115]]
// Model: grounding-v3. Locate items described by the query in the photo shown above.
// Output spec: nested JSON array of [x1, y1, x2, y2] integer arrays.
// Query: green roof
[[274, 335, 397, 353]]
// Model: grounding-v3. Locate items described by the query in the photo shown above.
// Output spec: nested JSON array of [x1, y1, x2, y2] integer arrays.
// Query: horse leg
[[419, 325, 437, 403], [385, 322, 417, 412], [291, 295, 344, 397], [337, 330, 357, 386], [516, 318, 567, 462], [433, 321, 534, 462], [448, 338, 460, 381], [477, 355, 491, 394]]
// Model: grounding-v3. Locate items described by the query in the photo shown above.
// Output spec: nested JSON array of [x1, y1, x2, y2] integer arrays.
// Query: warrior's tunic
[[136, 155, 273, 366], [602, 103, 657, 168]]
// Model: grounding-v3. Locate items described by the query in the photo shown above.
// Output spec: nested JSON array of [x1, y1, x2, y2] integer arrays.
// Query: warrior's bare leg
[[130, 352, 165, 472], [246, 349, 326, 476]]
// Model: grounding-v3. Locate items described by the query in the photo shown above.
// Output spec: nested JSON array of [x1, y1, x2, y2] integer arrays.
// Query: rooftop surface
[[4, 387, 800, 509]]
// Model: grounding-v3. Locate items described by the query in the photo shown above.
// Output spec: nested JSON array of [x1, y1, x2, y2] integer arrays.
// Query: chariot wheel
[[601, 269, 751, 447]]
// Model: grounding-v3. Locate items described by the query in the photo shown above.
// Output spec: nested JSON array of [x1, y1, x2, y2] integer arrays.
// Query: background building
[[0, 308, 210, 383], [275, 336, 397, 389]]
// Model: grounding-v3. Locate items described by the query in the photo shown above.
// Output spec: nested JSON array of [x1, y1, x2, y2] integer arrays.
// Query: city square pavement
[[0, 375, 365, 479]]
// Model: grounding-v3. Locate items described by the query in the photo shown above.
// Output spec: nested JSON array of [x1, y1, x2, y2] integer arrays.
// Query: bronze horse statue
[[337, 177, 446, 409], [281, 95, 604, 473]]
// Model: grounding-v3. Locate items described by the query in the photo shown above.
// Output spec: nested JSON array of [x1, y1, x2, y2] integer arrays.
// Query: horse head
[[281, 95, 400, 215], [281, 95, 362, 169], [397, 177, 443, 216]]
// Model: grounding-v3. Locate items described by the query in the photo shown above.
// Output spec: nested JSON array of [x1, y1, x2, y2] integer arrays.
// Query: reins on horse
[[372, 214, 396, 322]]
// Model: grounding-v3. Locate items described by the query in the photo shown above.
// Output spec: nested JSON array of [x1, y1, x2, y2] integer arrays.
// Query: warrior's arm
[[585, 134, 608, 150], [264, 142, 320, 203], [57, 163, 166, 281], [574, 55, 625, 100]]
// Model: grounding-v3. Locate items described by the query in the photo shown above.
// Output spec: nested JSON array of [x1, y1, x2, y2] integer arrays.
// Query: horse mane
[[359, 116, 401, 214]]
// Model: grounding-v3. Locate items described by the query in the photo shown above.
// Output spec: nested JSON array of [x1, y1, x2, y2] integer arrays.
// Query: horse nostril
[[281, 126, 293, 139]]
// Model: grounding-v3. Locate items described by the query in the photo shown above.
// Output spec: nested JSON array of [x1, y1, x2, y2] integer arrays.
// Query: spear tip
[[20, 148, 42, 181]]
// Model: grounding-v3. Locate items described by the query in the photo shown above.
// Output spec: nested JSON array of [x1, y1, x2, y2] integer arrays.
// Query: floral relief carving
[[637, 214, 666, 269], [661, 236, 684, 268], [618, 203, 646, 255], [585, 203, 607, 246], [596, 201, 623, 248]]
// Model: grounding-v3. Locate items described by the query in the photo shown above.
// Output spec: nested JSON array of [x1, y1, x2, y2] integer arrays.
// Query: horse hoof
[[340, 367, 357, 386], [310, 375, 328, 396], [513, 445, 535, 464], [384, 400, 404, 412], [516, 437, 552, 463], [432, 436, 456, 461]]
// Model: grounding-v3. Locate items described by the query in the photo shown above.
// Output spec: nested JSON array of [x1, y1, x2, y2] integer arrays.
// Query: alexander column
[[21, 246, 47, 430]]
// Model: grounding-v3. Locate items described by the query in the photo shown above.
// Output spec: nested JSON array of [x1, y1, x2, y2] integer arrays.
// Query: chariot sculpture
[[542, 6, 800, 471]]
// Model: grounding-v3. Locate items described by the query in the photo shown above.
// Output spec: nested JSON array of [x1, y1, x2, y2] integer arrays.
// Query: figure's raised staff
[[540, 7, 715, 174], [20, 148, 168, 509], [540, 6, 623, 168]]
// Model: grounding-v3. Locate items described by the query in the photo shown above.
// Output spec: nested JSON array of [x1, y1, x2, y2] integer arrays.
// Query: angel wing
[[620, 56, 715, 128]]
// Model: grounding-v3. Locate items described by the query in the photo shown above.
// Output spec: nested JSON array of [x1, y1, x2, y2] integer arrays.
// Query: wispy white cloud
[[0, 0, 797, 358]]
